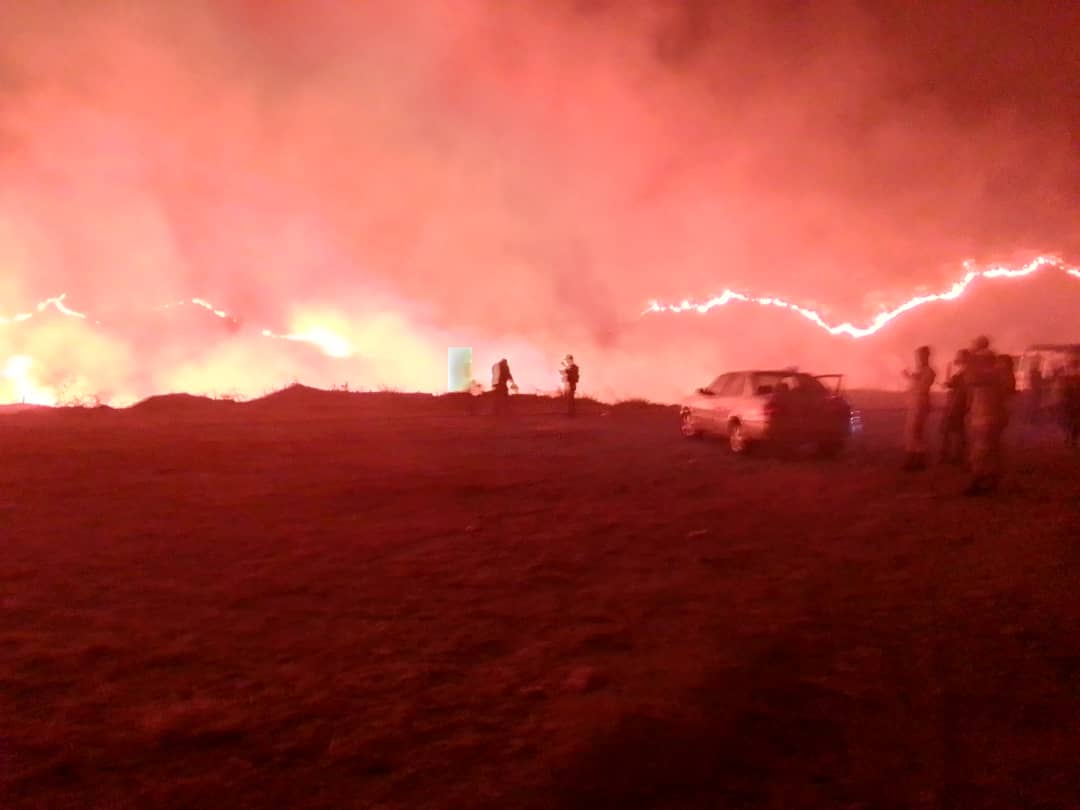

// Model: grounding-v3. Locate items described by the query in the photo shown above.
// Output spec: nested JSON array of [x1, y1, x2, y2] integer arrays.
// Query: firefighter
[[902, 345, 936, 470], [940, 349, 970, 464], [560, 354, 580, 416], [490, 358, 515, 416], [964, 336, 1004, 495]]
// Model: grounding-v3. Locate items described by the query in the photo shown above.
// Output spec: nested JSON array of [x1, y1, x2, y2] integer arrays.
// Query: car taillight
[[763, 399, 778, 420]]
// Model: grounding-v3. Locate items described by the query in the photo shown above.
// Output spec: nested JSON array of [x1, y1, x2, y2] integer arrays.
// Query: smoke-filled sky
[[1, 0, 1077, 403]]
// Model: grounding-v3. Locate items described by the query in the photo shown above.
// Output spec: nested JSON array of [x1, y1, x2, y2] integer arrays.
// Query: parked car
[[680, 369, 852, 455]]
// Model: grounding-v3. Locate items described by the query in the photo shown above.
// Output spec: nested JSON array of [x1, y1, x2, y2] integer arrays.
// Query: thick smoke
[[1, 0, 1077, 404]]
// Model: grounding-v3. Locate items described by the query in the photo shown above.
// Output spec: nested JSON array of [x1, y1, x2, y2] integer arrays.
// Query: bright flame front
[[1, 254, 1078, 406], [2, 355, 57, 406]]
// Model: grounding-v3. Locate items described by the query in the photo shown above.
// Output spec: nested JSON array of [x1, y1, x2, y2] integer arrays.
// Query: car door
[[699, 374, 730, 432], [718, 373, 746, 430], [686, 375, 718, 433]]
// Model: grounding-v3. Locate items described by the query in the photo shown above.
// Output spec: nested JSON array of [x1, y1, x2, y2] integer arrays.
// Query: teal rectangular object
[[447, 347, 472, 392]]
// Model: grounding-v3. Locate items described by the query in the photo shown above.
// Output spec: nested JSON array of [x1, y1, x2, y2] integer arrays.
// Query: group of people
[[486, 354, 580, 417], [904, 336, 1080, 495], [485, 340, 1079, 487]]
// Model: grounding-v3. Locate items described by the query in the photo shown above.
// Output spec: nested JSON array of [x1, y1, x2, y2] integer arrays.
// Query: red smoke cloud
[[1, 1, 1077, 404]]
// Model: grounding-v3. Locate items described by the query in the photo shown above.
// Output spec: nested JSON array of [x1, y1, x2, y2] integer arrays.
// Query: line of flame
[[0, 293, 88, 325], [2, 256, 1077, 348], [643, 255, 1079, 338], [157, 298, 234, 320]]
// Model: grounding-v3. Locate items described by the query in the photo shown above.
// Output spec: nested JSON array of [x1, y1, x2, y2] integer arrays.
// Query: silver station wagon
[[680, 369, 853, 456]]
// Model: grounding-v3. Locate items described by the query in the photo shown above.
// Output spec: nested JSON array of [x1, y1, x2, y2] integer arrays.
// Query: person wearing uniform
[[560, 354, 580, 417], [964, 336, 1004, 495], [902, 345, 936, 470], [940, 349, 970, 464], [490, 358, 515, 416]]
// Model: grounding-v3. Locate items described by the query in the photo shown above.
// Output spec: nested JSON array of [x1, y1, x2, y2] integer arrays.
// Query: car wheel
[[728, 421, 751, 454], [680, 409, 701, 438]]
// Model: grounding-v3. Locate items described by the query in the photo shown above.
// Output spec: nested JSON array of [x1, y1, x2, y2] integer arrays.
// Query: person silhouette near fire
[[560, 354, 580, 417], [491, 358, 516, 416]]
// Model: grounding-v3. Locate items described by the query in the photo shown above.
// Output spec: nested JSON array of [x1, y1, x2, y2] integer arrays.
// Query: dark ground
[[1, 388, 1078, 809]]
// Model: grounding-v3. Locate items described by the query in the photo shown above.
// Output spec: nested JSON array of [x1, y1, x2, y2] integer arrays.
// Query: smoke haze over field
[[1, 0, 1078, 404]]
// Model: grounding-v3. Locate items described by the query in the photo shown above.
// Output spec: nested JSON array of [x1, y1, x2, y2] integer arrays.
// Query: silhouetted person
[[491, 358, 515, 416], [964, 336, 1004, 496], [940, 349, 970, 464], [902, 345, 936, 470], [560, 354, 580, 416], [1060, 352, 1080, 449], [1026, 356, 1044, 424]]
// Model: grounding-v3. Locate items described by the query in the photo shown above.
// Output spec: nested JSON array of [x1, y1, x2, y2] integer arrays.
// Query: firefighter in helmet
[[560, 354, 580, 416]]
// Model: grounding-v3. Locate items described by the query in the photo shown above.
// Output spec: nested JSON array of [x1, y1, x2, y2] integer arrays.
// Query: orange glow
[[1, 2, 1076, 410], [644, 255, 1079, 338], [1, 256, 1078, 406], [2, 355, 57, 406]]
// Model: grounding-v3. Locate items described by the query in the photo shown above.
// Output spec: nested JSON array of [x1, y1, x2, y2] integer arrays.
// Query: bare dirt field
[[2, 388, 1078, 809]]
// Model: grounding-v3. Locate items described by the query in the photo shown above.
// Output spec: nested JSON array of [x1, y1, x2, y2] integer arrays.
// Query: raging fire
[[1, 255, 1078, 406]]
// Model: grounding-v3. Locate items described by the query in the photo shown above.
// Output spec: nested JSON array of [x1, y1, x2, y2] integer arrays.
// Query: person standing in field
[[964, 336, 1004, 496], [490, 358, 515, 417], [940, 349, 970, 464], [902, 345, 936, 471], [560, 354, 580, 417]]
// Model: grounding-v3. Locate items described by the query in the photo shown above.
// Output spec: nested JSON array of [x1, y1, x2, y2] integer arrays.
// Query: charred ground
[[1, 388, 1078, 809]]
